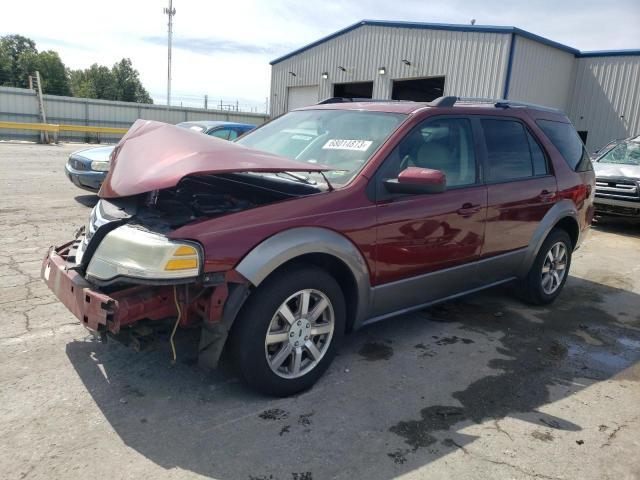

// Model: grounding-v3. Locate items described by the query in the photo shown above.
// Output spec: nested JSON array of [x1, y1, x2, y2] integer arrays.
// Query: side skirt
[[361, 277, 516, 328], [361, 248, 526, 329]]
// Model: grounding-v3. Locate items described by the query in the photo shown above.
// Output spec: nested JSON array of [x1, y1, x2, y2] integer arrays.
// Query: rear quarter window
[[536, 119, 592, 172]]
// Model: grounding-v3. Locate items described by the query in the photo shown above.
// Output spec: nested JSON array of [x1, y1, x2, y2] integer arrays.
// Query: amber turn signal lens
[[165, 258, 198, 271], [173, 245, 197, 256]]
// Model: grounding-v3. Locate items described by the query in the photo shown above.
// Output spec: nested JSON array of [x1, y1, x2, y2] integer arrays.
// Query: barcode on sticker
[[322, 139, 373, 151]]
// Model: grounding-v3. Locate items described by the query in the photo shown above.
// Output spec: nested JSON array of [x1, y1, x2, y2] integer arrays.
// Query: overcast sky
[[2, 0, 639, 109]]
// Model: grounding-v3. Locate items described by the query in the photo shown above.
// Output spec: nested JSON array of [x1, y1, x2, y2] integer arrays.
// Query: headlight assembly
[[90, 160, 110, 171], [86, 225, 201, 282]]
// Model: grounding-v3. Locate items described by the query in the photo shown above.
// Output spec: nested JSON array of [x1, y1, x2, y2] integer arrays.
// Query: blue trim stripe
[[579, 49, 640, 58], [270, 20, 639, 65], [503, 34, 517, 100]]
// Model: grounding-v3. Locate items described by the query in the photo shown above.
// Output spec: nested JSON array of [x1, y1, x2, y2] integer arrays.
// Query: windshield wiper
[[274, 171, 335, 192], [275, 172, 316, 185], [318, 171, 335, 191]]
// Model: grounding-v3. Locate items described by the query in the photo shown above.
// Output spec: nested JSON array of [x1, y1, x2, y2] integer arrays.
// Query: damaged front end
[[41, 192, 252, 368], [42, 120, 331, 368]]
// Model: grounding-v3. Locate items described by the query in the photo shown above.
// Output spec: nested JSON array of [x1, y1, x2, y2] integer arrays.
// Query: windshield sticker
[[322, 139, 373, 151]]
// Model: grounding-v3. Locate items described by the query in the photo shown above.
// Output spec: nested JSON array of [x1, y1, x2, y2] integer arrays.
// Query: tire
[[518, 228, 573, 305], [229, 264, 346, 396]]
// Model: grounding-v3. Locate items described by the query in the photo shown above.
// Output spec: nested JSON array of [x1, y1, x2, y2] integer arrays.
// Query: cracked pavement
[[0, 142, 639, 480]]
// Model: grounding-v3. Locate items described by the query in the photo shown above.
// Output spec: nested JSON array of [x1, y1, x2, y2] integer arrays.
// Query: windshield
[[598, 140, 640, 166], [236, 109, 406, 185]]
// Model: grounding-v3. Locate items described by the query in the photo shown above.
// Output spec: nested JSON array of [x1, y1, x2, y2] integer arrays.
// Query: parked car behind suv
[[64, 121, 255, 192], [43, 97, 594, 396], [592, 134, 640, 218]]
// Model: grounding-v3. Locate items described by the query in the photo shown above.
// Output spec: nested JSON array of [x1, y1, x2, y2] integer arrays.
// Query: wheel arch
[[235, 227, 372, 331], [554, 216, 580, 248], [518, 200, 579, 277]]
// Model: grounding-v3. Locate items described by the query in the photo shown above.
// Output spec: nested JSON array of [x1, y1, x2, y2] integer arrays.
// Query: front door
[[370, 116, 487, 318]]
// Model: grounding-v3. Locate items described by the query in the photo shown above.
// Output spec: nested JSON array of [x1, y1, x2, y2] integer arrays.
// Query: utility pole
[[163, 0, 176, 107], [30, 71, 49, 143]]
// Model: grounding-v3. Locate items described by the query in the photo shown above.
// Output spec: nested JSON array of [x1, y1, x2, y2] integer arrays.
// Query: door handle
[[457, 203, 481, 217], [539, 190, 555, 202]]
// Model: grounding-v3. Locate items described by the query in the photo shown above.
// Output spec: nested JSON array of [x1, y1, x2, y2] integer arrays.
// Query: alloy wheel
[[264, 289, 335, 379], [541, 241, 568, 295]]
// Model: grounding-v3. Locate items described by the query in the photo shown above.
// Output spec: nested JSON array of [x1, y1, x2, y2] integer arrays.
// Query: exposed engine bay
[[137, 172, 324, 230]]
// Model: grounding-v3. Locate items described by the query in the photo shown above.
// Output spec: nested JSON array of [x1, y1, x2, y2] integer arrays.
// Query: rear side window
[[527, 131, 548, 176], [482, 119, 535, 182], [536, 119, 592, 172]]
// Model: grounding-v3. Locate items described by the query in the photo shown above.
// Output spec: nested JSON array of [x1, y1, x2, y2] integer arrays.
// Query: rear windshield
[[536, 119, 592, 172], [237, 109, 406, 185]]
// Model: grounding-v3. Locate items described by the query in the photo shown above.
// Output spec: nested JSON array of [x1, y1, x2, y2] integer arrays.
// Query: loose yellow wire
[[170, 285, 181, 363]]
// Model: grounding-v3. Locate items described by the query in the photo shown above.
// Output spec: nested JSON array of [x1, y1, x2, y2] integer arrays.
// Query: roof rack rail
[[493, 100, 563, 113], [427, 96, 458, 107], [428, 96, 563, 113], [318, 97, 412, 104]]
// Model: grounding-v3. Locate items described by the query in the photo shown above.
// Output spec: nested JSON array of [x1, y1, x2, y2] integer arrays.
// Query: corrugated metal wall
[[270, 25, 512, 116], [0, 86, 268, 142], [508, 36, 576, 110], [567, 56, 640, 151], [271, 24, 639, 153]]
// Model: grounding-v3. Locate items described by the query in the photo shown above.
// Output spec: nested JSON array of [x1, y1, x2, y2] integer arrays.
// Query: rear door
[[479, 117, 557, 278]]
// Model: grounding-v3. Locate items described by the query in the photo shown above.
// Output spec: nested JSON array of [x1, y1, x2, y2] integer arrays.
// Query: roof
[[176, 120, 256, 129], [298, 98, 569, 120], [300, 101, 427, 114], [270, 20, 640, 65]]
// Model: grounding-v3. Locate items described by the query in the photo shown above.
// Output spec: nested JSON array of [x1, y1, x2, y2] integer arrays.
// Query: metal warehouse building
[[269, 20, 640, 151]]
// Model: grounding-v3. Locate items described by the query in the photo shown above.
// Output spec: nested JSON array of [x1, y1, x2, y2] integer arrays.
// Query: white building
[[269, 20, 640, 151]]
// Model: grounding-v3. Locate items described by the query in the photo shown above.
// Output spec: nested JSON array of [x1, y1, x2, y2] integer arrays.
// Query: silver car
[[593, 135, 640, 218]]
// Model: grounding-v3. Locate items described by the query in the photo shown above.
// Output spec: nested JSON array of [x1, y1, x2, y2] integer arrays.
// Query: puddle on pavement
[[358, 342, 393, 361]]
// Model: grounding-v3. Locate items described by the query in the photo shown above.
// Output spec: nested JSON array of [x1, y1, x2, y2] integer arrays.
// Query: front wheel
[[229, 265, 345, 396], [518, 228, 573, 305]]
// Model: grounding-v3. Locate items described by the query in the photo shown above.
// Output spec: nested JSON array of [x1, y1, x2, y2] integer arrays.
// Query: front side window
[[597, 140, 640, 166], [379, 117, 477, 188], [537, 119, 592, 171], [482, 119, 536, 182], [237, 109, 406, 186]]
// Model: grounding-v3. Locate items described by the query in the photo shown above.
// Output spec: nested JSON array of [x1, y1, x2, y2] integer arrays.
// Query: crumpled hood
[[99, 119, 331, 198], [593, 162, 640, 181]]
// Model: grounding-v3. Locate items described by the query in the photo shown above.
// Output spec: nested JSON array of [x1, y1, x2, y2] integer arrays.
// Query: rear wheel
[[230, 265, 345, 396], [518, 228, 572, 305]]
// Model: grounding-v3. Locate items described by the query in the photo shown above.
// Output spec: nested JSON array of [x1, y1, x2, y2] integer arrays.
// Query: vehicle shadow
[[74, 194, 99, 208], [65, 276, 640, 479]]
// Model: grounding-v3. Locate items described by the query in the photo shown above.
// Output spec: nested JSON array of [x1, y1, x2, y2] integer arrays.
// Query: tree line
[[0, 34, 153, 104]]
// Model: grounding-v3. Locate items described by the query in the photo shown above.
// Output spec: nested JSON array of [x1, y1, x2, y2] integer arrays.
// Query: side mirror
[[384, 167, 446, 194]]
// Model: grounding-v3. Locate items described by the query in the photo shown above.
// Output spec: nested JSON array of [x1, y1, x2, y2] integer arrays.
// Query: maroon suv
[[42, 97, 595, 396]]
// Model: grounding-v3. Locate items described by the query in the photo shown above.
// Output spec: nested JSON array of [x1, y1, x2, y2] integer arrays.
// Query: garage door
[[287, 85, 319, 111]]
